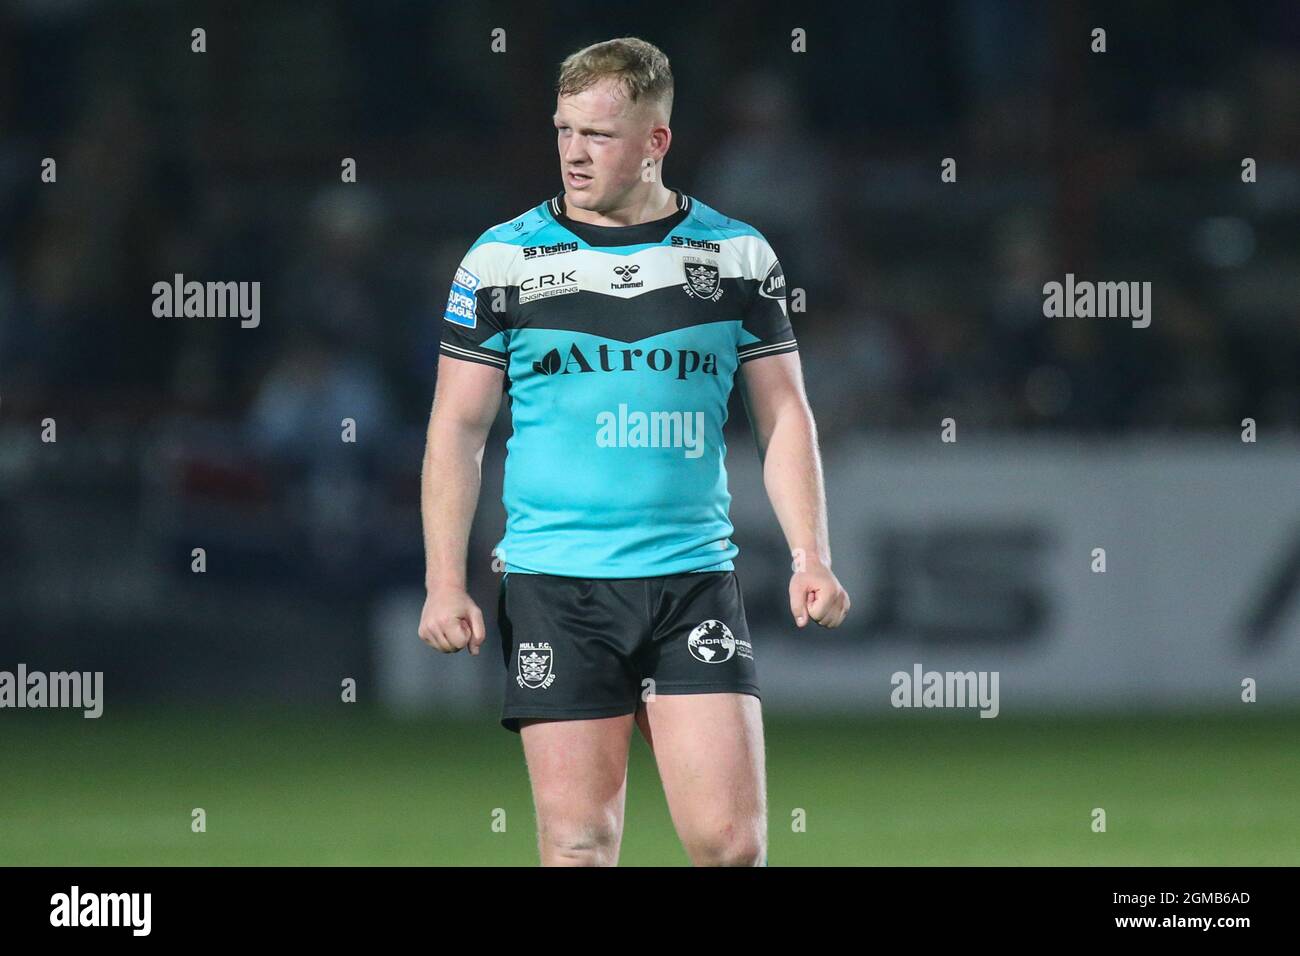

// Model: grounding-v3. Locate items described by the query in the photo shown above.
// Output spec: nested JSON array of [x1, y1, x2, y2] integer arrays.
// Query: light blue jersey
[[440, 188, 796, 578]]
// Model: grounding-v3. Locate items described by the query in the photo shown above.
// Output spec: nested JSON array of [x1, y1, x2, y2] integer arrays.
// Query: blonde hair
[[556, 37, 673, 122]]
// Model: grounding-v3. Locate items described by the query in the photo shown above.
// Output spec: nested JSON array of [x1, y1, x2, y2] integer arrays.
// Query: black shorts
[[496, 570, 760, 733]]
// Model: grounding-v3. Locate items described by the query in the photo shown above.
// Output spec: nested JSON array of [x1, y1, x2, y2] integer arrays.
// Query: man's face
[[553, 78, 663, 211]]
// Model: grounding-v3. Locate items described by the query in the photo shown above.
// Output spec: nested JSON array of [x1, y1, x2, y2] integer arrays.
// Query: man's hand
[[419, 585, 487, 655], [789, 560, 851, 629]]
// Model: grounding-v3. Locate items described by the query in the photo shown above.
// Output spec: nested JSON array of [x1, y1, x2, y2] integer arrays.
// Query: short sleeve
[[737, 236, 798, 364], [439, 233, 512, 370]]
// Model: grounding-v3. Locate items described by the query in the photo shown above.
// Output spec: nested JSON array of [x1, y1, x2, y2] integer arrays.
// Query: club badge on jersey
[[681, 259, 723, 301]]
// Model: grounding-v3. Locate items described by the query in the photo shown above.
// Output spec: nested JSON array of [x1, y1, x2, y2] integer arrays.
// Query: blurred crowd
[[2, 0, 1300, 463]]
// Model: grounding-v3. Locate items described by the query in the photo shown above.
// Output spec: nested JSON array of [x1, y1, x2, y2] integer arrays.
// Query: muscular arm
[[738, 352, 829, 566], [419, 355, 504, 652], [738, 352, 850, 628]]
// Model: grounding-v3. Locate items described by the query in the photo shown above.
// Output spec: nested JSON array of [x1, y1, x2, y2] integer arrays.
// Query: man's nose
[[562, 137, 589, 163]]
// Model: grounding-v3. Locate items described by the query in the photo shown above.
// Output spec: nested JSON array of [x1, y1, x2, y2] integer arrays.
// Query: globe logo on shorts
[[687, 620, 735, 664]]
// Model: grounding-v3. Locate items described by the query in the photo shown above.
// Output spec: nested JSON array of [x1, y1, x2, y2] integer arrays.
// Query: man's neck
[[563, 184, 676, 227]]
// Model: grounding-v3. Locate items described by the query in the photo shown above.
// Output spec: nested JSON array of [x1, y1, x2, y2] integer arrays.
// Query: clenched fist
[[789, 560, 851, 629], [419, 585, 488, 655]]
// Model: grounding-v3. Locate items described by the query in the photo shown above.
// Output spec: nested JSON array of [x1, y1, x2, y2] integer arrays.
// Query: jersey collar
[[549, 187, 691, 247]]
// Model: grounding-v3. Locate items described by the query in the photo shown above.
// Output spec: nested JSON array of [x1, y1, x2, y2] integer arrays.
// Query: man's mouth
[[567, 170, 592, 187]]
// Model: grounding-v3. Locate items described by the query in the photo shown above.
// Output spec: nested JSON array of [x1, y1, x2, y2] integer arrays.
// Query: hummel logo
[[611, 263, 644, 291]]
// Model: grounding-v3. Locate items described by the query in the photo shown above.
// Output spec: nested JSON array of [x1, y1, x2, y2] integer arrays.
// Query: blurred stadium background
[[1, 0, 1298, 865]]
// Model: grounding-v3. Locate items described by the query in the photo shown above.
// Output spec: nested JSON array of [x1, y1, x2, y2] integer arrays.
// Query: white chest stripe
[[462, 234, 777, 301]]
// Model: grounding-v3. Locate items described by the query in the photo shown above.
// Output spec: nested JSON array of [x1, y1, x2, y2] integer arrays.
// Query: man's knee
[[684, 816, 766, 867], [539, 818, 621, 866]]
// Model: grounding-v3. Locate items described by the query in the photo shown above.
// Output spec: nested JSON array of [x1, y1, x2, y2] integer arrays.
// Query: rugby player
[[419, 36, 850, 866]]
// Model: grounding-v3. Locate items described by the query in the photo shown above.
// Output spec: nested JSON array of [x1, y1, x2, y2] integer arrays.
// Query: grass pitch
[[2, 708, 1296, 865]]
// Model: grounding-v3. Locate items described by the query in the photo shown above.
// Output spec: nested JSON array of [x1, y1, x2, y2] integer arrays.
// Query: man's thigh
[[635, 693, 766, 857], [519, 714, 636, 863], [633, 571, 766, 862]]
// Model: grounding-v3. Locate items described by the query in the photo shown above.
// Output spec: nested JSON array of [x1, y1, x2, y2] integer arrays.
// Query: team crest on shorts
[[517, 642, 556, 689], [681, 259, 723, 302]]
